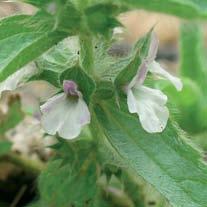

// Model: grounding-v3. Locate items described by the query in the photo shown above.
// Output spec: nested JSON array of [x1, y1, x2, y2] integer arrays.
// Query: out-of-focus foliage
[[0, 95, 24, 135], [161, 22, 207, 134], [0, 140, 12, 156]]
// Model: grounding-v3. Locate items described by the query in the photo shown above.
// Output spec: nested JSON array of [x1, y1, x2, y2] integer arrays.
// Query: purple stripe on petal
[[136, 61, 148, 85], [127, 60, 149, 89], [63, 80, 79, 96], [147, 32, 159, 63], [134, 32, 159, 86]]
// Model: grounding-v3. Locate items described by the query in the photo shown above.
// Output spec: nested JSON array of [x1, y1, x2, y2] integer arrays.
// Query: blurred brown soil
[[119, 10, 180, 45]]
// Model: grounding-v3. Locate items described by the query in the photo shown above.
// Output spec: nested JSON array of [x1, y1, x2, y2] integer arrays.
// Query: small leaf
[[31, 69, 61, 88], [85, 3, 121, 36], [115, 31, 152, 87], [36, 36, 79, 73], [93, 32, 151, 85], [36, 140, 98, 207], [20, 0, 52, 8], [32, 37, 79, 87], [57, 1, 81, 34], [38, 160, 97, 207]]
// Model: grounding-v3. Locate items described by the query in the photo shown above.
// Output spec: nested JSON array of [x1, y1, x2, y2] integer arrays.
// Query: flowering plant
[[0, 0, 207, 206]]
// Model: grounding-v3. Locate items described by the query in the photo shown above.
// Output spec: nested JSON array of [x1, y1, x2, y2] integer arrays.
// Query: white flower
[[40, 80, 90, 139], [0, 63, 37, 98], [126, 32, 183, 133]]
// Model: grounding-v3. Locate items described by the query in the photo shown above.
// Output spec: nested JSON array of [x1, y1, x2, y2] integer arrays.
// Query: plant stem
[[0, 152, 45, 176], [79, 35, 94, 75]]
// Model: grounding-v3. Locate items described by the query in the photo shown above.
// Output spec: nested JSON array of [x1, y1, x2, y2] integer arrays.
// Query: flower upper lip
[[128, 32, 183, 92], [126, 32, 183, 133]]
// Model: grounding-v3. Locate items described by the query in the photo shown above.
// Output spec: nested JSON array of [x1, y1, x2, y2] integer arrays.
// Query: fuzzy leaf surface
[[95, 100, 207, 207], [0, 13, 67, 81]]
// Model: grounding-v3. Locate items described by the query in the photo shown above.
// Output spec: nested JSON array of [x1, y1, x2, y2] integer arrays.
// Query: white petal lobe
[[127, 89, 137, 113], [128, 86, 169, 133], [40, 93, 90, 139], [149, 61, 183, 91]]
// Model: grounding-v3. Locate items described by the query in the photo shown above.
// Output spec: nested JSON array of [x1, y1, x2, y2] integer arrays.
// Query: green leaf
[[115, 31, 152, 87], [0, 95, 24, 135], [21, 1, 81, 33], [0, 141, 12, 156], [36, 36, 79, 72], [93, 31, 151, 84], [113, 0, 207, 19], [85, 3, 121, 36], [0, 13, 67, 82], [31, 69, 61, 88], [94, 81, 115, 100], [93, 37, 120, 81], [35, 140, 98, 207], [57, 1, 81, 34], [38, 159, 97, 207], [32, 37, 79, 87], [20, 0, 52, 8], [94, 100, 207, 207], [60, 66, 96, 103]]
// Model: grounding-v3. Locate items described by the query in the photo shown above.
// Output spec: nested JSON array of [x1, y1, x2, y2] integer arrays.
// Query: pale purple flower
[[126, 32, 183, 133], [40, 80, 90, 139]]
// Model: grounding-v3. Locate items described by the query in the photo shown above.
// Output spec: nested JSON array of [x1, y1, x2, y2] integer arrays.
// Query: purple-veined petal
[[40, 93, 90, 139], [127, 85, 169, 133], [147, 32, 159, 63], [135, 61, 149, 86], [149, 61, 183, 91], [128, 32, 159, 89]]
